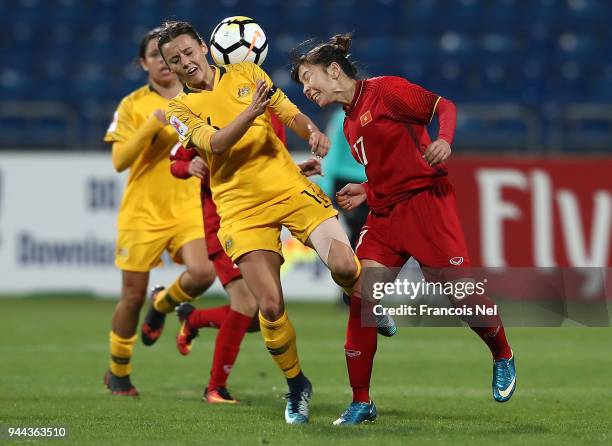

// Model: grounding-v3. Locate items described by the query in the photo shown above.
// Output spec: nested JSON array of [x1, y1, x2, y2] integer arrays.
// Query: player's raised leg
[[106, 270, 149, 395], [142, 237, 216, 345], [238, 250, 312, 424]]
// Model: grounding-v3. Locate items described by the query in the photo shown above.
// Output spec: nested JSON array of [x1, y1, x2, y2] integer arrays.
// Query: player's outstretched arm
[[208, 80, 270, 155], [111, 110, 166, 172], [287, 114, 330, 158]]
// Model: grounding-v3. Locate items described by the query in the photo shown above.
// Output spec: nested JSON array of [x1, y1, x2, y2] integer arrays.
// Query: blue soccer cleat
[[375, 314, 397, 337], [492, 353, 516, 403], [333, 401, 377, 425], [284, 384, 312, 424]]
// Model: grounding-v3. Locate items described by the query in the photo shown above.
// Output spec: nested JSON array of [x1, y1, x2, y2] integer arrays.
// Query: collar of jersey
[[184, 65, 226, 94], [344, 79, 364, 115]]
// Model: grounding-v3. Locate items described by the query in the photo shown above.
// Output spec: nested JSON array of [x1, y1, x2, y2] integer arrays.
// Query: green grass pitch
[[1, 295, 611, 445]]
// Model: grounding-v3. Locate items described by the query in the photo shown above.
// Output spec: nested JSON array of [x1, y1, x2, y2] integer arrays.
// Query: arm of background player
[[110, 115, 164, 172]]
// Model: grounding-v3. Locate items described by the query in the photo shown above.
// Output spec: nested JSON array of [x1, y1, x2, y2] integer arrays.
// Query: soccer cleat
[[176, 303, 199, 356], [203, 387, 238, 404], [284, 383, 312, 424], [141, 286, 167, 346], [104, 370, 138, 396], [375, 314, 397, 337], [333, 401, 377, 425], [492, 353, 516, 403]]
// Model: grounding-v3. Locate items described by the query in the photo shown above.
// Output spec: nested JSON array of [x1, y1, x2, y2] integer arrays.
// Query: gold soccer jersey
[[105, 84, 201, 231], [167, 62, 311, 226]]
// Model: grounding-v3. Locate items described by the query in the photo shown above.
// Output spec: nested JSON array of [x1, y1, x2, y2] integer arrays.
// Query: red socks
[[208, 310, 252, 389], [345, 295, 378, 403], [472, 324, 512, 361], [457, 293, 512, 361], [188, 305, 231, 329]]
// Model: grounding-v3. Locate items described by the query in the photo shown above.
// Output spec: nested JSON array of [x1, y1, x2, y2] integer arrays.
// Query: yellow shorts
[[115, 217, 204, 272], [218, 182, 338, 262]]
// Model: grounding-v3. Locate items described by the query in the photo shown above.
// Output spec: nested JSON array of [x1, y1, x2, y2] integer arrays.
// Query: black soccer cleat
[[141, 286, 167, 346], [104, 370, 139, 396]]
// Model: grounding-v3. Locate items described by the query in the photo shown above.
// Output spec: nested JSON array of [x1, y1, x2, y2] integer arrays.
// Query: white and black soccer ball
[[210, 16, 268, 66]]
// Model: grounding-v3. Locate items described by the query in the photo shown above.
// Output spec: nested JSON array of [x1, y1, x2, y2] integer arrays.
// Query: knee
[[232, 296, 258, 319], [329, 250, 358, 279], [258, 292, 284, 321], [242, 299, 258, 318], [187, 261, 216, 288], [121, 286, 146, 312]]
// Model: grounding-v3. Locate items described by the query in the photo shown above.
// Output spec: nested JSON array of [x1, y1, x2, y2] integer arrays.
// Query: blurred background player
[[292, 34, 515, 424], [158, 20, 362, 424], [103, 27, 216, 396], [170, 144, 257, 404]]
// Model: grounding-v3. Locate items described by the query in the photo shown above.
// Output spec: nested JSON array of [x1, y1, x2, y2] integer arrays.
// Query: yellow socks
[[259, 311, 301, 378], [109, 331, 137, 377], [153, 278, 194, 314], [331, 255, 362, 296]]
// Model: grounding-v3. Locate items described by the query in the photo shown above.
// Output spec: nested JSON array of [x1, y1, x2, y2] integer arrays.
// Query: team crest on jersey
[[449, 256, 464, 266], [237, 84, 251, 98], [169, 115, 188, 137], [360, 110, 372, 127]]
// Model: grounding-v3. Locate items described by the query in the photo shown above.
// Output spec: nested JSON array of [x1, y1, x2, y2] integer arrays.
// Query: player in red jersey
[[291, 34, 516, 424], [169, 111, 322, 404]]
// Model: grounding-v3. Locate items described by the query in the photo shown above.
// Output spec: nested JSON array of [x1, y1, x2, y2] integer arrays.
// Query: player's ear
[[139, 57, 149, 72], [327, 62, 341, 80], [201, 42, 209, 56]]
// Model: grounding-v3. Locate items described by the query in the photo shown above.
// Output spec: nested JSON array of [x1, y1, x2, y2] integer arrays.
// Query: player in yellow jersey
[[158, 21, 361, 424], [103, 27, 216, 396]]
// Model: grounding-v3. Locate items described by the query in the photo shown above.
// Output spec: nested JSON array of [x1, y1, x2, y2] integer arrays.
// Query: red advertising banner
[[447, 156, 612, 267]]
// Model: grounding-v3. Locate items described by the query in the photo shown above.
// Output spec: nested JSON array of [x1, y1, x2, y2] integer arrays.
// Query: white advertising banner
[[0, 152, 337, 299]]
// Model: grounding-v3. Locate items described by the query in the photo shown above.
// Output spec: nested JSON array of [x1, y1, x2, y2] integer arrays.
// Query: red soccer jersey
[[343, 76, 452, 213]]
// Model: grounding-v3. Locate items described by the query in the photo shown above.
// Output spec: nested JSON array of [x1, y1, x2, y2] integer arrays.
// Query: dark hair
[[157, 20, 204, 58], [290, 33, 358, 83], [138, 27, 163, 59]]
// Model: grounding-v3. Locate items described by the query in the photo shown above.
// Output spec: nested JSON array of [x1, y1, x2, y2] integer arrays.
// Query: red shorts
[[356, 188, 471, 270], [201, 184, 242, 286]]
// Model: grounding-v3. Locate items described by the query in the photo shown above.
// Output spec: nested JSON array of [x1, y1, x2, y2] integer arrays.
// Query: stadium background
[[1, 0, 610, 297]]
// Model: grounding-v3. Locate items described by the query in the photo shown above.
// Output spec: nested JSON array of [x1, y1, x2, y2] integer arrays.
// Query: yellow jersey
[[105, 84, 201, 230], [167, 62, 311, 226]]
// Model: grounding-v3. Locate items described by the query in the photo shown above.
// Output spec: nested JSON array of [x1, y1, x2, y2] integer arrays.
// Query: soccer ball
[[209, 16, 268, 66]]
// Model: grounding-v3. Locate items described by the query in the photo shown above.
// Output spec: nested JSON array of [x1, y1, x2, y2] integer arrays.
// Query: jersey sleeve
[[247, 62, 301, 127], [381, 77, 441, 125], [104, 97, 136, 143], [166, 98, 217, 154]]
